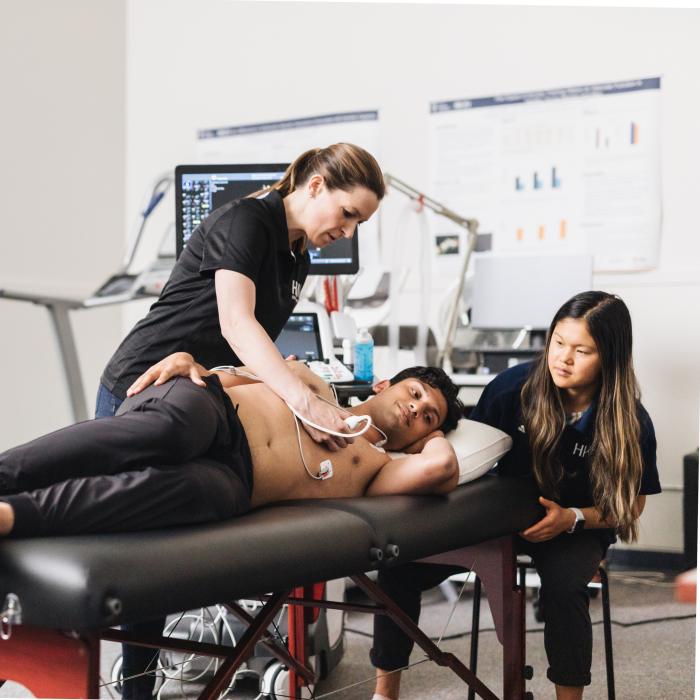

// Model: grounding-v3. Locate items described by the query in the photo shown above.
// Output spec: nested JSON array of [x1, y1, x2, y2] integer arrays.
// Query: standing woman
[[96, 143, 384, 698], [370, 291, 660, 700], [98, 143, 384, 448]]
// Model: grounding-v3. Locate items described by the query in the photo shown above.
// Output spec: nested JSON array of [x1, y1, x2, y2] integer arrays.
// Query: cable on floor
[[344, 611, 696, 642]]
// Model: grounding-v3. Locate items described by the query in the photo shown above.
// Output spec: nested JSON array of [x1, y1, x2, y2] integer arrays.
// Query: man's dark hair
[[388, 366, 464, 434]]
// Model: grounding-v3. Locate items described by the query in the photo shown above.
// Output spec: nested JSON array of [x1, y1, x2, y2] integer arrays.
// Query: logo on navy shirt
[[291, 280, 302, 303], [573, 442, 590, 458]]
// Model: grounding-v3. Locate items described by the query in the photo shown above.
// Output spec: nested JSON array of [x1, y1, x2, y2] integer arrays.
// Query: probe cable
[[101, 366, 390, 694], [211, 364, 389, 479], [289, 561, 475, 699], [99, 610, 188, 691], [433, 558, 476, 647], [251, 658, 432, 700], [210, 365, 379, 441]]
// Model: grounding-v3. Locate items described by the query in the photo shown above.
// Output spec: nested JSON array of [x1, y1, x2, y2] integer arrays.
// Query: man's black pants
[[370, 530, 608, 688], [0, 377, 253, 699], [0, 377, 252, 536]]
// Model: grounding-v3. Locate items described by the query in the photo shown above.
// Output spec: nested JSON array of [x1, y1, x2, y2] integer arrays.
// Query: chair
[[467, 557, 615, 700]]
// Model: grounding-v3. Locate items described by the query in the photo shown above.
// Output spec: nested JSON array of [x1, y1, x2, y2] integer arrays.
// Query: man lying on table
[[0, 354, 464, 699], [0, 355, 464, 538]]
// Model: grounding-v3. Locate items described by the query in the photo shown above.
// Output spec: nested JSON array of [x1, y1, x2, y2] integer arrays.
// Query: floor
[[0, 567, 694, 699]]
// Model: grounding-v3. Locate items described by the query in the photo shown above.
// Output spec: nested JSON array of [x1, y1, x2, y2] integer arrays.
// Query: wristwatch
[[567, 507, 585, 534]]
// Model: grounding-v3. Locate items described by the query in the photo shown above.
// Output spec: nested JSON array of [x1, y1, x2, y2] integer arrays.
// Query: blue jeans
[[95, 382, 122, 418]]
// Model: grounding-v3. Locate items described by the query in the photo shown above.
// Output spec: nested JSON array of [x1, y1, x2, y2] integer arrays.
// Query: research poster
[[428, 78, 662, 272], [197, 111, 381, 279]]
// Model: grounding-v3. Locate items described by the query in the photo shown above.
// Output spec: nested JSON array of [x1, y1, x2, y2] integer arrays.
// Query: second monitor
[[175, 163, 359, 275]]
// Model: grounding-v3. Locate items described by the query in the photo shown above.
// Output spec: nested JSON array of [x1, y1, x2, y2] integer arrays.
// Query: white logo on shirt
[[291, 280, 302, 303], [518, 424, 526, 433], [573, 442, 589, 458]]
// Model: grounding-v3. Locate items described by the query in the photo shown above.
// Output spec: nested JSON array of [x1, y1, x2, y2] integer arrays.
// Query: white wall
[[122, 1, 700, 552], [124, 0, 700, 554], [0, 0, 126, 446]]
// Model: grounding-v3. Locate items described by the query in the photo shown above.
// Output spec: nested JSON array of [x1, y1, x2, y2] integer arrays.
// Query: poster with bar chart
[[428, 78, 661, 271]]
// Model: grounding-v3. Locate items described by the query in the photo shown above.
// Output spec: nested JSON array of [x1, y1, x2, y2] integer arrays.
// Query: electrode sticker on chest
[[319, 459, 334, 480]]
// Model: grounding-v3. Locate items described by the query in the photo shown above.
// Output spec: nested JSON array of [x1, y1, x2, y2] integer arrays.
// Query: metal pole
[[383, 173, 478, 373], [439, 219, 479, 372], [46, 302, 88, 422]]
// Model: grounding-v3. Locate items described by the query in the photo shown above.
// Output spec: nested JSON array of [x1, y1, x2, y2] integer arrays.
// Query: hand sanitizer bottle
[[354, 328, 374, 382]]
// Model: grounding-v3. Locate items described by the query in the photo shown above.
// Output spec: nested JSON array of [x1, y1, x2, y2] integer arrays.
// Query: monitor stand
[[0, 287, 154, 423]]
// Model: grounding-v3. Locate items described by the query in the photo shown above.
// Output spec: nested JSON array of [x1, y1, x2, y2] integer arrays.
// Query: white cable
[[316, 391, 388, 447], [210, 365, 370, 481], [209, 365, 259, 381], [285, 402, 373, 439], [292, 413, 326, 480], [209, 365, 378, 440], [210, 363, 390, 482], [434, 559, 475, 646]]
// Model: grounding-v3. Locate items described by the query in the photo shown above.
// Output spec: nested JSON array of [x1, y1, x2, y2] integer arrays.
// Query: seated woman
[[0, 360, 464, 538], [369, 291, 660, 700]]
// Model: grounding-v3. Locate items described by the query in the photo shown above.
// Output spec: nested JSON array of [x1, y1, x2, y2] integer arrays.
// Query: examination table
[[0, 474, 542, 700]]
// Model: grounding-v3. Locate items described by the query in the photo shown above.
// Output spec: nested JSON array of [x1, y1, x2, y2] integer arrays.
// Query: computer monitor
[[470, 253, 593, 330], [274, 312, 324, 361], [175, 164, 359, 274]]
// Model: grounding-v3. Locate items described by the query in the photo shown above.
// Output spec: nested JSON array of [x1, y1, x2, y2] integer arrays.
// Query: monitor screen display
[[175, 164, 359, 274], [274, 313, 324, 361]]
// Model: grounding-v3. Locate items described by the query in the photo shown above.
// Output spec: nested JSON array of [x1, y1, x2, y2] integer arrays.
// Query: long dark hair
[[521, 291, 644, 542]]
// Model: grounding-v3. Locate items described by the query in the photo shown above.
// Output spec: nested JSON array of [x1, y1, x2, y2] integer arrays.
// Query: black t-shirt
[[101, 190, 309, 399], [468, 361, 661, 540]]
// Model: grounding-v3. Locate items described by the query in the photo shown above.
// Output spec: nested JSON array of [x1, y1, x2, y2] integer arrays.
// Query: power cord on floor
[[607, 570, 677, 588], [345, 612, 696, 643]]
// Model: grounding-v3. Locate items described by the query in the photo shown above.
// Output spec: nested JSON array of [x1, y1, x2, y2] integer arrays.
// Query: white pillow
[[448, 419, 512, 484], [388, 418, 512, 485]]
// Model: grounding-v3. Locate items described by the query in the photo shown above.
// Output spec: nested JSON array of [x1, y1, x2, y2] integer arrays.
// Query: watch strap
[[567, 507, 585, 534]]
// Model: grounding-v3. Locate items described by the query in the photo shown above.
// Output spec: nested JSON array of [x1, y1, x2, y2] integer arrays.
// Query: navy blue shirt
[[469, 361, 661, 510]]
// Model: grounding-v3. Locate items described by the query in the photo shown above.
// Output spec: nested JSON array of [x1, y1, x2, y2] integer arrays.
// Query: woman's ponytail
[[248, 143, 385, 200]]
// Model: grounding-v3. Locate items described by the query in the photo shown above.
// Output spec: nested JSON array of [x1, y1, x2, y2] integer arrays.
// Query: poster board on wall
[[428, 78, 662, 272]]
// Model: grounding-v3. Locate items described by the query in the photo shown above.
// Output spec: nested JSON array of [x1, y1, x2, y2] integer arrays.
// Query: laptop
[[275, 312, 355, 383]]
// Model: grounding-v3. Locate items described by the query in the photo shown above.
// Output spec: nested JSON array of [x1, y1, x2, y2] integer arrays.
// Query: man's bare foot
[[0, 502, 15, 536]]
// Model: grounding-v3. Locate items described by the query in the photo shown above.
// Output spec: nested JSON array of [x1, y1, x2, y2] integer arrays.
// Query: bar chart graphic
[[513, 165, 563, 192], [631, 121, 639, 145], [552, 167, 562, 188], [512, 219, 569, 244], [592, 121, 640, 149], [429, 77, 661, 271]]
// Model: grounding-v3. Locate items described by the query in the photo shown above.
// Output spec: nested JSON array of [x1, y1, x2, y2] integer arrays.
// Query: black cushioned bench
[[0, 475, 542, 699]]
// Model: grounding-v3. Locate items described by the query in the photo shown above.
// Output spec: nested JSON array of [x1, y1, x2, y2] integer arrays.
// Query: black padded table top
[[286, 475, 544, 564], [0, 476, 543, 631], [0, 504, 378, 630]]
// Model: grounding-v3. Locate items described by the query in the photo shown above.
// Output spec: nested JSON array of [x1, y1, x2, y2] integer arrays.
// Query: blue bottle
[[354, 328, 374, 382]]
